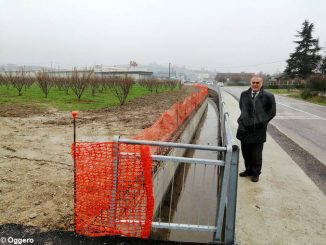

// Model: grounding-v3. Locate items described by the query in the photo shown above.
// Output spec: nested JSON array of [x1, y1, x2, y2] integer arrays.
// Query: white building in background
[[95, 65, 153, 80], [1, 65, 153, 80], [196, 72, 210, 80], [48, 65, 153, 80], [0, 69, 36, 77]]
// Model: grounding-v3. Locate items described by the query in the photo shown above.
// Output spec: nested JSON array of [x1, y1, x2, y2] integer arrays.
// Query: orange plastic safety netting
[[73, 142, 154, 238], [72, 84, 207, 238], [133, 84, 208, 153]]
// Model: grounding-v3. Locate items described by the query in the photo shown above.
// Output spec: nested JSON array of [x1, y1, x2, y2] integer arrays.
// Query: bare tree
[[139, 78, 180, 93], [229, 74, 241, 83], [5, 70, 31, 96], [153, 79, 161, 94], [24, 75, 35, 89], [61, 77, 71, 95], [70, 69, 93, 100], [36, 70, 52, 98], [108, 76, 134, 105], [139, 78, 161, 93], [53, 76, 70, 94], [139, 78, 153, 93], [164, 79, 179, 91], [98, 76, 110, 93], [0, 74, 6, 87], [89, 76, 101, 96], [215, 74, 227, 83]]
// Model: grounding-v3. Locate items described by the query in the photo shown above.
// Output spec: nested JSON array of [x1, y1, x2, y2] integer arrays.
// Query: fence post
[[71, 111, 78, 232], [224, 145, 239, 244], [177, 102, 179, 127], [111, 135, 120, 228]]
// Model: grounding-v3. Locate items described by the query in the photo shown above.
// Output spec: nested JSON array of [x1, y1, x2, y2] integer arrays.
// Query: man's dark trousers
[[241, 142, 264, 177]]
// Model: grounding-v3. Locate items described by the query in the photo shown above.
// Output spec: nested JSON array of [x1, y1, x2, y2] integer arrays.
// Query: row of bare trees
[[0, 70, 182, 105], [0, 71, 34, 96], [139, 78, 181, 93]]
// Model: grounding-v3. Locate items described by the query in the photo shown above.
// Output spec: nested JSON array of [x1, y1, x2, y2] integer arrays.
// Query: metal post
[[169, 62, 171, 80], [225, 145, 239, 244], [111, 135, 120, 228], [71, 111, 78, 232], [214, 145, 232, 242]]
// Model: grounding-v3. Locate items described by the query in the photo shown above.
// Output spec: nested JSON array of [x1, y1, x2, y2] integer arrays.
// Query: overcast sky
[[1, 0, 326, 74]]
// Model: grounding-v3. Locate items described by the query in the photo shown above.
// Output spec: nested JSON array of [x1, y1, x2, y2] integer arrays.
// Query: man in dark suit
[[236, 76, 276, 182]]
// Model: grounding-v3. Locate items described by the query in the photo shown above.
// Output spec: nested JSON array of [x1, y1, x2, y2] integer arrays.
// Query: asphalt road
[[223, 86, 326, 166]]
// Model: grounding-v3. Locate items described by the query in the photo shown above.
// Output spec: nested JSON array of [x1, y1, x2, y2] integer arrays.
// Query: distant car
[[206, 81, 213, 85], [217, 82, 224, 87]]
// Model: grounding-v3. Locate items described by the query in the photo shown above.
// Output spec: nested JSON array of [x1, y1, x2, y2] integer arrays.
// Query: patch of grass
[[0, 84, 175, 111], [266, 88, 326, 106], [266, 89, 296, 94], [288, 93, 326, 106]]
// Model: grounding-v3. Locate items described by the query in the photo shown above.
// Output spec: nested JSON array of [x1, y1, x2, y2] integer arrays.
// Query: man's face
[[250, 78, 263, 92]]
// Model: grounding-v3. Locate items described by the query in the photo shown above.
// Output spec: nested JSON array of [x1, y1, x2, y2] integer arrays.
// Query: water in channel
[[151, 100, 220, 243]]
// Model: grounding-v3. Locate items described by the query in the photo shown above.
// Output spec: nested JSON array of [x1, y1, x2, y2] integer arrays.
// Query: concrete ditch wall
[[152, 98, 208, 216]]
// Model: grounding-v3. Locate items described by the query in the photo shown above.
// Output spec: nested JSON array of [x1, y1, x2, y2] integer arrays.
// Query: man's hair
[[250, 76, 263, 83]]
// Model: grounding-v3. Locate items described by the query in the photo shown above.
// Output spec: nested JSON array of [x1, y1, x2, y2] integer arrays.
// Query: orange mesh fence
[[133, 84, 208, 153], [72, 85, 207, 238], [73, 142, 154, 238]]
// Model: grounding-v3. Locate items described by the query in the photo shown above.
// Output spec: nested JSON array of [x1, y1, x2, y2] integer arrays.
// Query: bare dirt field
[[0, 86, 196, 231]]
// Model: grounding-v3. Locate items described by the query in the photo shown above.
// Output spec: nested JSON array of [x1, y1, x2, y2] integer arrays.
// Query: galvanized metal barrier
[[112, 86, 239, 244], [216, 86, 240, 244]]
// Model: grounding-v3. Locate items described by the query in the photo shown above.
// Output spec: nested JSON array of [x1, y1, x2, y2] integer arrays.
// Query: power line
[[171, 59, 286, 70], [212, 60, 286, 69]]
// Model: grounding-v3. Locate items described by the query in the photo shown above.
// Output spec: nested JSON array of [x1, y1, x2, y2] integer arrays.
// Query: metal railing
[[114, 137, 226, 233], [215, 86, 239, 244], [112, 86, 239, 244]]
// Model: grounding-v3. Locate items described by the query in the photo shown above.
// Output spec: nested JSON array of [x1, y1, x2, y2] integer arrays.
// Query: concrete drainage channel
[[151, 99, 220, 243], [145, 87, 239, 244], [151, 98, 209, 216], [115, 89, 238, 244]]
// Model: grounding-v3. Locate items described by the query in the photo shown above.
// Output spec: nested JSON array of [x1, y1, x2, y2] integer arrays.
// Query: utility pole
[[168, 62, 171, 80]]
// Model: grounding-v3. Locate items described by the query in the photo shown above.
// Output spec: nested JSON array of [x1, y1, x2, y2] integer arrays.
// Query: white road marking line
[[277, 102, 326, 120], [275, 117, 321, 120]]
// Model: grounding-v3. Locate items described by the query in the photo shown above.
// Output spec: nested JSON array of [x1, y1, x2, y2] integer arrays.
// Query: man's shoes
[[251, 176, 259, 182], [239, 171, 251, 177]]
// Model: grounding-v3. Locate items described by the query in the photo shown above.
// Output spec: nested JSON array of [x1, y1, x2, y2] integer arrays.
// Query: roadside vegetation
[[0, 71, 182, 111], [266, 89, 326, 106], [266, 20, 326, 106], [288, 93, 326, 106], [280, 20, 326, 106]]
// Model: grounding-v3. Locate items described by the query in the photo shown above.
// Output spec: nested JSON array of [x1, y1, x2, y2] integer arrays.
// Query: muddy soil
[[0, 86, 196, 231]]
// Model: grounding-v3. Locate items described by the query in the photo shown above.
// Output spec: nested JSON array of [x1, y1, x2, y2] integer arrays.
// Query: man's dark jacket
[[236, 88, 276, 143]]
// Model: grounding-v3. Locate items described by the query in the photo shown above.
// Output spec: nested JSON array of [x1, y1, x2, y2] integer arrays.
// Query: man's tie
[[252, 92, 257, 99]]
